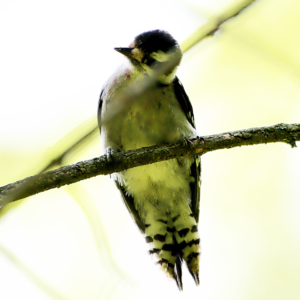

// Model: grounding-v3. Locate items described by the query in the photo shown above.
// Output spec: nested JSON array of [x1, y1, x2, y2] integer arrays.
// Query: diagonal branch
[[1, 123, 299, 207], [180, 0, 258, 52]]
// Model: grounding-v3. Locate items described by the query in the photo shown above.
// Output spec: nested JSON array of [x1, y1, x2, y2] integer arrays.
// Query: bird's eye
[[145, 57, 157, 66]]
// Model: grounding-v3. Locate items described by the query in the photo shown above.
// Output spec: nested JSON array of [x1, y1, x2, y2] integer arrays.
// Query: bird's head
[[114, 30, 182, 84]]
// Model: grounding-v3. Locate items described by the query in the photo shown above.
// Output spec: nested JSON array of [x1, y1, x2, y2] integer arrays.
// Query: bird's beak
[[114, 47, 135, 60]]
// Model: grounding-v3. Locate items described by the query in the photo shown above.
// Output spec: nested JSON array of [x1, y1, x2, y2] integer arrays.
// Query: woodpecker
[[97, 30, 201, 290]]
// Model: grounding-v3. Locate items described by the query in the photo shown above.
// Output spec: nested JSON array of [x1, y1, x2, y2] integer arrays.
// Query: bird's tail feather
[[145, 212, 200, 289]]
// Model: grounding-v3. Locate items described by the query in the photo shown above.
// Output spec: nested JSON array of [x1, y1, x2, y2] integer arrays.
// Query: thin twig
[[180, 0, 258, 52], [0, 243, 70, 300]]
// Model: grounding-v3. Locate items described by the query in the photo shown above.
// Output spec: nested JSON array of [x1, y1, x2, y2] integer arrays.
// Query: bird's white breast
[[101, 62, 196, 151]]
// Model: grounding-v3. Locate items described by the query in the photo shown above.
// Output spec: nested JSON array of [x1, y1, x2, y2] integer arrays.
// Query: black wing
[[115, 181, 145, 233], [173, 76, 196, 128], [173, 76, 201, 223], [97, 89, 145, 232], [97, 90, 104, 133]]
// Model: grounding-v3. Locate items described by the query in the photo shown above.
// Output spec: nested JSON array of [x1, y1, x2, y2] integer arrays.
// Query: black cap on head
[[134, 30, 178, 54]]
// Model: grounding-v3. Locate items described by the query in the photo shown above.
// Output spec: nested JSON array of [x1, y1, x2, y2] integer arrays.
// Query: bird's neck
[[129, 63, 177, 85]]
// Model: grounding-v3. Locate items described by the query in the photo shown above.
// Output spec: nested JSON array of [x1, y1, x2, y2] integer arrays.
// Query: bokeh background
[[1, 0, 300, 299]]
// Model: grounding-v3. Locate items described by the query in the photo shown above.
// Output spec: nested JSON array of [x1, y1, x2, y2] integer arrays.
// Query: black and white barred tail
[[145, 213, 200, 289]]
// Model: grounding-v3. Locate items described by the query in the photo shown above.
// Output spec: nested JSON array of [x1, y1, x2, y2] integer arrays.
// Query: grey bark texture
[[0, 123, 299, 207]]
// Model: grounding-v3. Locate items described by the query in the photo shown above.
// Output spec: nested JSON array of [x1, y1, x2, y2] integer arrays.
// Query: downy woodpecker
[[98, 30, 201, 289]]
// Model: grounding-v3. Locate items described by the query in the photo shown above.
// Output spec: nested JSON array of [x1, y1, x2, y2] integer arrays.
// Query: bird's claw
[[183, 137, 193, 146], [105, 147, 114, 162]]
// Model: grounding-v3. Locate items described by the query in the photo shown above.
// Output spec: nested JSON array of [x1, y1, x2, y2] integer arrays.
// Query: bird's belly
[[102, 82, 196, 218], [114, 154, 194, 220]]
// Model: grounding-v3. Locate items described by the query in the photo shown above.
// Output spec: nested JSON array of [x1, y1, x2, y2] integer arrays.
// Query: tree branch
[[1, 123, 299, 207]]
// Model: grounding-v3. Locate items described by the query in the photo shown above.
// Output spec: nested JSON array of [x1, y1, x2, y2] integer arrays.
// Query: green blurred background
[[0, 0, 300, 299]]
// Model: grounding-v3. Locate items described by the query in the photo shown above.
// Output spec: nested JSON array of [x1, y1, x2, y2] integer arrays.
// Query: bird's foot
[[105, 146, 115, 162], [183, 137, 193, 146]]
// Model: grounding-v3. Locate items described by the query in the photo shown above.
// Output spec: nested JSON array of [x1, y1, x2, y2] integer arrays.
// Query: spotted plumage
[[98, 30, 201, 290]]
